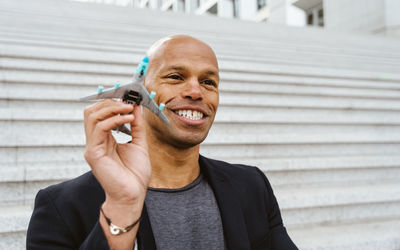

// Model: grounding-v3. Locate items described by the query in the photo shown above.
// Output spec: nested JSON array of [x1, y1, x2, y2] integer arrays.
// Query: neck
[[147, 134, 201, 189]]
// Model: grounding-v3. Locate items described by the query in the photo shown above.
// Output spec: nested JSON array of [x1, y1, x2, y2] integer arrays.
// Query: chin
[[145, 113, 212, 149], [166, 132, 208, 149]]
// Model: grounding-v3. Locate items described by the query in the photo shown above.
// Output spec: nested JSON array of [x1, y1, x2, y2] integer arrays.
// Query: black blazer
[[27, 155, 298, 250]]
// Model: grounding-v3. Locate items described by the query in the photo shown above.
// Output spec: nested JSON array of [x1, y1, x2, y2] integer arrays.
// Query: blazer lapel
[[200, 155, 251, 250], [137, 204, 157, 250]]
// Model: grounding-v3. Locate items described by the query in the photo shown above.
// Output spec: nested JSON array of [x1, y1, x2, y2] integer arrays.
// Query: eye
[[202, 79, 217, 87], [167, 74, 183, 80]]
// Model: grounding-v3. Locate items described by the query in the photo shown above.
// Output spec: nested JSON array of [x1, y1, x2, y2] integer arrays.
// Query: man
[[27, 35, 298, 250]]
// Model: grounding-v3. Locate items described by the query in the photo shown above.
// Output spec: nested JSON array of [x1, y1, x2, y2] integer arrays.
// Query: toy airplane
[[79, 56, 169, 135]]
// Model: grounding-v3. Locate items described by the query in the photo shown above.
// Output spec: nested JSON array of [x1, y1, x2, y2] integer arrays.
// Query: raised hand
[[83, 99, 151, 249]]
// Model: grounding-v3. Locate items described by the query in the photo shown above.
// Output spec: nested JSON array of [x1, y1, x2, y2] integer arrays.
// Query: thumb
[[130, 105, 147, 150]]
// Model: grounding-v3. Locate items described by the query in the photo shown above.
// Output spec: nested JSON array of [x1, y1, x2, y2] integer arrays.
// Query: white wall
[[324, 0, 385, 33], [287, 4, 305, 27], [237, 0, 257, 20], [383, 0, 400, 36], [268, 0, 287, 25], [269, 0, 305, 27]]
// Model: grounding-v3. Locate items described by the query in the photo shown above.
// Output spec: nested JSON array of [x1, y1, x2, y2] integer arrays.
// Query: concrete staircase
[[1, 0, 400, 249]]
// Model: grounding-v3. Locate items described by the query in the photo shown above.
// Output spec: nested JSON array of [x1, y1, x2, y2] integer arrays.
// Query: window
[[232, 0, 238, 17], [257, 0, 267, 10], [307, 13, 313, 25], [318, 8, 324, 26], [207, 3, 217, 14]]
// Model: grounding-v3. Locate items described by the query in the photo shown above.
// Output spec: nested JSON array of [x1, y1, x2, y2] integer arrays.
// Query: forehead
[[150, 38, 219, 72]]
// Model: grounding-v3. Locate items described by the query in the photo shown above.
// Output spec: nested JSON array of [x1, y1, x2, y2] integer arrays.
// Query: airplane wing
[[79, 56, 170, 132], [79, 81, 135, 102], [137, 83, 169, 125]]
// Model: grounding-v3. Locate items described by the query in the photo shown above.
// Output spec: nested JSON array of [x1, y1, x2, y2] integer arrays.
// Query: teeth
[[175, 109, 204, 120]]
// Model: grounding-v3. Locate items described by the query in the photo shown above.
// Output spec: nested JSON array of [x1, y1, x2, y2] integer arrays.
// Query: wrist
[[103, 196, 144, 214], [104, 190, 146, 206], [100, 207, 141, 235], [100, 200, 143, 234]]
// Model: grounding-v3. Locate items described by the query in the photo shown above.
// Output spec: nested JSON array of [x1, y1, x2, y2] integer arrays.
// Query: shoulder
[[200, 155, 269, 191], [28, 171, 105, 246], [37, 171, 104, 210], [200, 155, 267, 181]]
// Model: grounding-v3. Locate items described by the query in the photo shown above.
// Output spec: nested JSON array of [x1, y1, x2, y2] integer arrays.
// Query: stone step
[[220, 92, 400, 110], [3, 31, 398, 79], [1, 160, 399, 205], [2, 122, 400, 147], [0, 177, 84, 206], [2, 141, 400, 163], [2, 56, 400, 93], [219, 60, 400, 82], [1, 207, 400, 250], [200, 143, 400, 159], [0, 161, 89, 183], [289, 219, 400, 250], [0, 205, 32, 233], [1, 0, 399, 55], [2, 41, 400, 81], [220, 77, 400, 96], [1, 27, 399, 62], [2, 54, 400, 88], [235, 155, 400, 171], [2, 35, 399, 72], [3, 83, 400, 110], [0, 231, 26, 250], [2, 37, 400, 80], [2, 144, 399, 166], [3, 72, 400, 101], [3, 120, 400, 145], [1, 155, 399, 182], [2, 154, 399, 182], [223, 72, 400, 90], [277, 183, 400, 227], [2, 105, 399, 125], [282, 183, 400, 208], [0, 206, 29, 248], [1, 181, 400, 238], [3, 83, 400, 111], [268, 166, 400, 188], [241, 156, 400, 188], [3, 86, 400, 110]]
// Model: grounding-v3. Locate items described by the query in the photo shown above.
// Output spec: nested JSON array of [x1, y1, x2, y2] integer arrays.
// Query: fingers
[[130, 105, 147, 150], [83, 99, 148, 150], [90, 114, 134, 146], [84, 99, 133, 137]]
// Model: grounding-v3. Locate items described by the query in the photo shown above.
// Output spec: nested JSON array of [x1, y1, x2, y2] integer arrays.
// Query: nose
[[182, 77, 202, 101]]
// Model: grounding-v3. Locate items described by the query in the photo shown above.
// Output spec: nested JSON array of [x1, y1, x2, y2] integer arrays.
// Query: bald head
[[146, 35, 217, 59], [146, 35, 218, 73]]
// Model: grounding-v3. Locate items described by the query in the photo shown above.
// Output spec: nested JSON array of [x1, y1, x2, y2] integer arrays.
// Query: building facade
[[74, 0, 400, 36]]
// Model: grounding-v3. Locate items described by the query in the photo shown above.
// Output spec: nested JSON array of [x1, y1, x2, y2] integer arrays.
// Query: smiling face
[[143, 36, 219, 149]]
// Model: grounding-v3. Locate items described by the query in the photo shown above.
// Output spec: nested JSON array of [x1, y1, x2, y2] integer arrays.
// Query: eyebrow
[[205, 70, 218, 77], [165, 66, 186, 71], [164, 66, 218, 77]]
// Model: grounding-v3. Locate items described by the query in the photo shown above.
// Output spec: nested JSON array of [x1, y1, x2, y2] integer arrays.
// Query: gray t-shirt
[[145, 173, 226, 250]]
